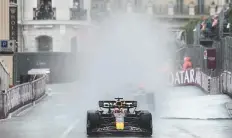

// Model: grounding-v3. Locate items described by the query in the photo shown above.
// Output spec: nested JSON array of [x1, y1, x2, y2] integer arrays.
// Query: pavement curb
[[225, 102, 232, 118], [8, 93, 48, 118]]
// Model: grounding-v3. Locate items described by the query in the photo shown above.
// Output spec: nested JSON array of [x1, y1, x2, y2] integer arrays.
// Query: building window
[[33, 0, 56, 20], [73, 0, 80, 8], [10, 0, 17, 3], [70, 0, 87, 20]]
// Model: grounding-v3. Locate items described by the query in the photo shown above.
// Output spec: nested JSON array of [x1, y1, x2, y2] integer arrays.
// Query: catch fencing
[[221, 37, 232, 72], [176, 37, 232, 77], [176, 44, 216, 76], [174, 36, 232, 97], [0, 75, 47, 119], [172, 5, 232, 97]]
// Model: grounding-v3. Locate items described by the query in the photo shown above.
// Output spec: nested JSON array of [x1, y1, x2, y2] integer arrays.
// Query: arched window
[[36, 35, 53, 52]]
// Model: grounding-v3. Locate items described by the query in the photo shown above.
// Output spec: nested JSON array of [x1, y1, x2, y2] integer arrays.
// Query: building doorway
[[36, 35, 53, 51]]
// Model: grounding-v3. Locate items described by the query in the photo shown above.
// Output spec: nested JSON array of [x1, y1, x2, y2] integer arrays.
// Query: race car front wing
[[91, 126, 149, 135]]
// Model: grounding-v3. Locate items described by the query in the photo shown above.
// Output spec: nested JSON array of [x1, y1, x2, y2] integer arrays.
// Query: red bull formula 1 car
[[86, 98, 153, 136]]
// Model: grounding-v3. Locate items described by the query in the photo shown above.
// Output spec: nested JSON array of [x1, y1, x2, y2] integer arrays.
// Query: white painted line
[[55, 104, 65, 107], [47, 92, 64, 96], [173, 125, 201, 138], [60, 119, 80, 138], [54, 115, 67, 120], [16, 105, 34, 116]]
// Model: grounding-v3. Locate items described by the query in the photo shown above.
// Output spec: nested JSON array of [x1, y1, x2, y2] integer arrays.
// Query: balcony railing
[[10, 0, 17, 3], [90, 8, 109, 21], [152, 4, 224, 16], [33, 7, 56, 20], [70, 8, 87, 20]]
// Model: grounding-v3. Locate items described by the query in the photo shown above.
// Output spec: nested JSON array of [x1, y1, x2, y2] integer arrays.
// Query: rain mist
[[77, 13, 176, 110]]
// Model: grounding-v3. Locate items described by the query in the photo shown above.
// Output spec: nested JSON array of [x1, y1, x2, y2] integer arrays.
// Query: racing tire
[[139, 111, 153, 136], [86, 110, 100, 136]]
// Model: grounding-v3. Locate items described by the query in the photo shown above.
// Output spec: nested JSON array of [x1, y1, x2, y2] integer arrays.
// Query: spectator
[[200, 15, 219, 38], [206, 18, 213, 29], [212, 15, 218, 27], [183, 57, 192, 71]]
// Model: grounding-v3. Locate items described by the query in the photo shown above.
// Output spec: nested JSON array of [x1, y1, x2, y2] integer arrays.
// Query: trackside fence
[[0, 75, 47, 119], [174, 6, 232, 97], [0, 60, 10, 91], [169, 68, 232, 97]]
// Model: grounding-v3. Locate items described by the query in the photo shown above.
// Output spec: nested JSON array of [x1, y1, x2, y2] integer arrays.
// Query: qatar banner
[[207, 48, 216, 69], [169, 69, 202, 86]]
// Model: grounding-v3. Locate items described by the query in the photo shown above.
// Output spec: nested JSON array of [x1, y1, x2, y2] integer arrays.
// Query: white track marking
[[60, 119, 80, 138], [16, 105, 34, 116], [54, 115, 67, 120]]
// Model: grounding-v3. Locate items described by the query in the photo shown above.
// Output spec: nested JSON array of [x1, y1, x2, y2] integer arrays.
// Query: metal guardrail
[[0, 75, 47, 118], [0, 60, 10, 91]]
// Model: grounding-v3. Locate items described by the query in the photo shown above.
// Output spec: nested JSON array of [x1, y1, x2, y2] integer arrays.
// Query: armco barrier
[[0, 59, 10, 91], [169, 68, 226, 95], [220, 71, 232, 97], [0, 75, 47, 119]]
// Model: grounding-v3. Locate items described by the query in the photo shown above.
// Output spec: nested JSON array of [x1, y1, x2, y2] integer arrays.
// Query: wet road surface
[[0, 83, 231, 138]]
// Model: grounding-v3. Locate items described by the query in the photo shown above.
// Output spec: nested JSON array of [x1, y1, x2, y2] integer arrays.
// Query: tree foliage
[[181, 19, 202, 44]]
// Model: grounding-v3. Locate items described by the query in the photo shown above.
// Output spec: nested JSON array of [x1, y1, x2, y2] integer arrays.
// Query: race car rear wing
[[99, 101, 137, 108]]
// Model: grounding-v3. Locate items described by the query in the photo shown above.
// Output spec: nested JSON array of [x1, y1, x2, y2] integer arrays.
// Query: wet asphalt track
[[0, 82, 231, 138]]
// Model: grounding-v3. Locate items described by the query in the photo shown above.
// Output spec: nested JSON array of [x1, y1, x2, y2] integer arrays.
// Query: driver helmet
[[114, 108, 121, 113]]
